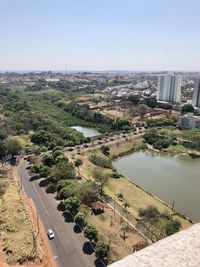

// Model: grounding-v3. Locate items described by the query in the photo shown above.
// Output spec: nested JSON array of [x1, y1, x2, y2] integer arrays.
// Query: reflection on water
[[71, 126, 100, 138], [113, 150, 200, 221]]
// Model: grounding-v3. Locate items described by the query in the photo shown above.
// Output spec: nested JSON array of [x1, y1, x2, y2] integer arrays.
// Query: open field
[[101, 109, 124, 119], [87, 206, 146, 263]]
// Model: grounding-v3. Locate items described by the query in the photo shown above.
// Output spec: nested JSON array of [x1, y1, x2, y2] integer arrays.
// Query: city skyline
[[1, 0, 200, 71]]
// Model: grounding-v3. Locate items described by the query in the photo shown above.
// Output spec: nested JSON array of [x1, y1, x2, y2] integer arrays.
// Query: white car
[[47, 229, 55, 239]]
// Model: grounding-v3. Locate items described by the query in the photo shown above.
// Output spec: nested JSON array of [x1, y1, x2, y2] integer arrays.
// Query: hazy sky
[[1, 0, 200, 71]]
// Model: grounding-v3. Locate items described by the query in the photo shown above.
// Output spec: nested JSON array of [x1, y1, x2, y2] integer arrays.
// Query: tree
[[137, 205, 182, 242], [100, 145, 110, 157], [42, 153, 54, 167], [31, 130, 52, 145], [137, 104, 148, 119], [52, 150, 64, 159], [4, 137, 22, 156], [165, 219, 181, 236], [93, 169, 109, 195], [145, 97, 157, 108], [144, 128, 157, 145], [0, 141, 6, 158], [55, 155, 68, 164], [95, 241, 110, 259], [79, 180, 100, 205], [74, 158, 83, 171], [84, 224, 98, 242], [52, 161, 76, 182], [139, 205, 160, 218], [122, 200, 130, 212], [74, 212, 87, 228], [128, 94, 140, 105], [181, 104, 194, 114], [58, 180, 79, 199], [63, 196, 80, 215]]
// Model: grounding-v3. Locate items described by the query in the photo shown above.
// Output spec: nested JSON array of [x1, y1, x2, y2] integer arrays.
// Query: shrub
[[89, 154, 112, 168]]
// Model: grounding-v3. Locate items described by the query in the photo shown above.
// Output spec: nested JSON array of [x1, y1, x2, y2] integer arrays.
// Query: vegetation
[[74, 212, 87, 228], [137, 104, 148, 119], [63, 196, 80, 215], [144, 128, 176, 150], [93, 169, 110, 195], [83, 224, 98, 242], [74, 158, 83, 170], [138, 205, 181, 242], [79, 180, 100, 205], [0, 85, 103, 153], [95, 241, 110, 259], [181, 103, 194, 114], [60, 102, 113, 129], [89, 153, 112, 168], [100, 145, 110, 157]]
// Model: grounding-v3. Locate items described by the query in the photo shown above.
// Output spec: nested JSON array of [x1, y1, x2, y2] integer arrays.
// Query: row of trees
[[34, 148, 110, 260]]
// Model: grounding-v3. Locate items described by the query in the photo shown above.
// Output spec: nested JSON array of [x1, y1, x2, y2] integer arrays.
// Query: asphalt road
[[18, 160, 99, 267]]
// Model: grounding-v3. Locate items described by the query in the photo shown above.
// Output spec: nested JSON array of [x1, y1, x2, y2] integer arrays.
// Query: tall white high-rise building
[[192, 79, 200, 108], [157, 73, 182, 103]]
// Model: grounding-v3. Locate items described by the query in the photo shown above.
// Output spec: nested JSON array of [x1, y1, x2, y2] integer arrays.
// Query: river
[[113, 150, 200, 221], [71, 126, 100, 138]]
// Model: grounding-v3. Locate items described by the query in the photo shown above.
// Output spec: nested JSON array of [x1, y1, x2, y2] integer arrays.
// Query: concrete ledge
[[109, 223, 200, 267]]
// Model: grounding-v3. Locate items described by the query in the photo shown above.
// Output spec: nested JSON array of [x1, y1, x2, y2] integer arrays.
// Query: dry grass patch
[[0, 174, 34, 265], [102, 109, 124, 119], [105, 178, 191, 229]]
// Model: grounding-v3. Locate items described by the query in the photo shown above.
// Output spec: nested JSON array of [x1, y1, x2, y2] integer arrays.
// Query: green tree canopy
[[95, 241, 110, 259], [4, 137, 22, 156], [52, 161, 76, 182], [63, 196, 80, 215], [74, 212, 87, 228], [181, 104, 194, 114], [84, 224, 98, 242], [79, 180, 100, 205], [42, 153, 54, 167]]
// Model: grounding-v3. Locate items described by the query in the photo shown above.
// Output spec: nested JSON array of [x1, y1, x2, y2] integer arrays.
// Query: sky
[[0, 0, 200, 72]]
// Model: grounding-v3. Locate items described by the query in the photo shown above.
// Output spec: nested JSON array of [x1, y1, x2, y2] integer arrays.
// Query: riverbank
[[68, 138, 192, 230]]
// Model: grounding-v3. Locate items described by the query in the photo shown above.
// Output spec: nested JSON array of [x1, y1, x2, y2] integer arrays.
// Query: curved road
[[18, 160, 98, 267]]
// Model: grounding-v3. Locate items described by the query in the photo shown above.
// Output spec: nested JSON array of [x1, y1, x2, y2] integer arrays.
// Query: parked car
[[47, 229, 55, 239]]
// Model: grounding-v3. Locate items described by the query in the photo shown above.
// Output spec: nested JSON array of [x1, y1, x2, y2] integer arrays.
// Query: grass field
[[0, 169, 34, 265]]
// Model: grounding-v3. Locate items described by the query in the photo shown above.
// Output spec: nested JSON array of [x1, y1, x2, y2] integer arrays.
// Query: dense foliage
[[138, 205, 181, 242], [144, 128, 176, 150], [89, 154, 112, 168]]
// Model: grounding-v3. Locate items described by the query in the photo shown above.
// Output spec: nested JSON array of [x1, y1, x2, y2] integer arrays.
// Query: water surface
[[71, 126, 100, 138], [113, 150, 200, 221]]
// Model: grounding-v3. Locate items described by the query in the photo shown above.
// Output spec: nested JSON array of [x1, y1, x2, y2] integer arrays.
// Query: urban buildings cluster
[[157, 73, 200, 109], [178, 113, 200, 130]]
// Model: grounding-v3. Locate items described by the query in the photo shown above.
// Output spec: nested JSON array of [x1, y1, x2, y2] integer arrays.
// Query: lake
[[71, 126, 100, 138], [113, 150, 200, 221]]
